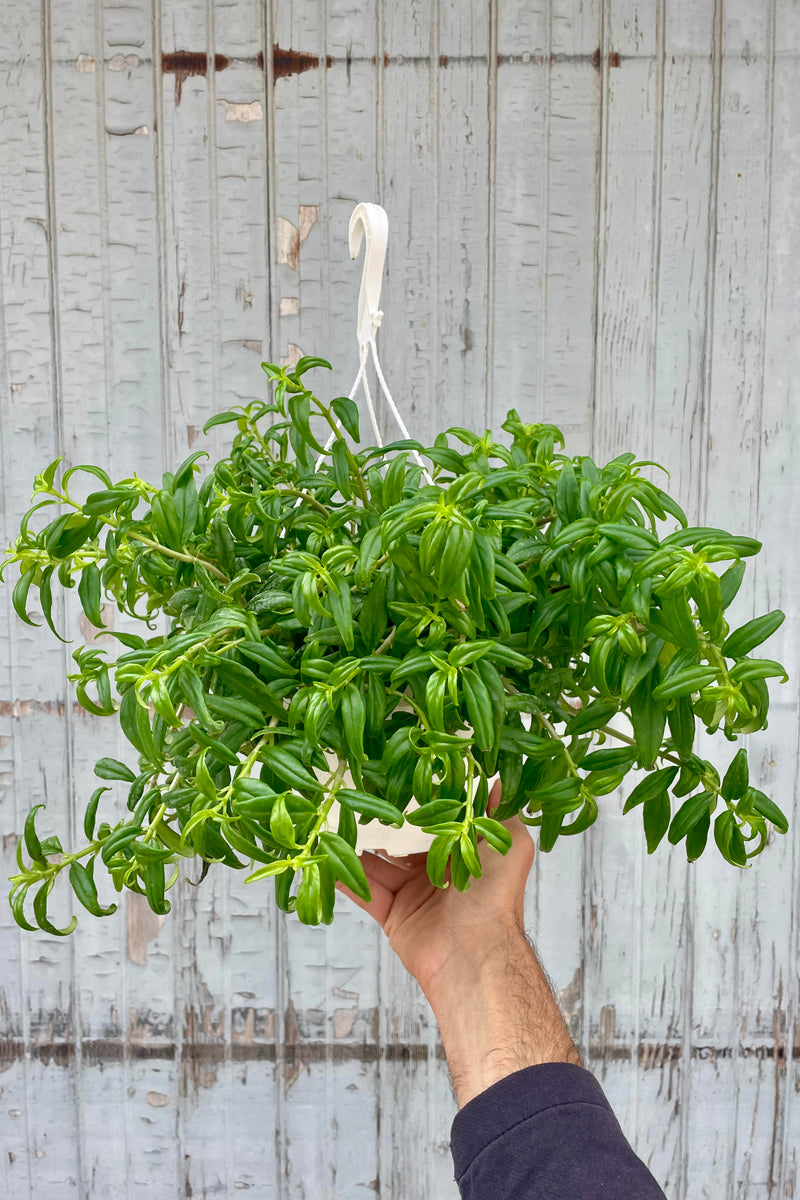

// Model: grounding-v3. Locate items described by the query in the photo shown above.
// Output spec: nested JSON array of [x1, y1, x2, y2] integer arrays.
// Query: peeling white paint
[[277, 217, 299, 270], [108, 53, 141, 71], [298, 205, 319, 243], [218, 99, 264, 123]]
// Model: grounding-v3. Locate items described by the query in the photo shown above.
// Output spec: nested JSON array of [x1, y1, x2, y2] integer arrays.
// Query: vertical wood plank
[[581, 5, 663, 1184], [0, 0, 80, 1191], [633, 4, 715, 1193], [684, 3, 781, 1195], [267, 6, 383, 1197], [764, 9, 800, 1196]]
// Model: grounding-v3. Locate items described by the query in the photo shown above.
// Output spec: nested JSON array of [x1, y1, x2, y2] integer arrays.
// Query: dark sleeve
[[449, 1062, 668, 1200]]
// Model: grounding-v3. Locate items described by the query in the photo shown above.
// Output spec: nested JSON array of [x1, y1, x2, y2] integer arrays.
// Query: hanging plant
[[1, 357, 790, 935]]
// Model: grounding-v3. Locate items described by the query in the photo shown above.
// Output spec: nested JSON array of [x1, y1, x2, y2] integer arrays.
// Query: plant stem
[[374, 628, 396, 656], [535, 710, 581, 778], [295, 757, 347, 865], [127, 532, 229, 582], [271, 487, 331, 518], [143, 802, 167, 843]]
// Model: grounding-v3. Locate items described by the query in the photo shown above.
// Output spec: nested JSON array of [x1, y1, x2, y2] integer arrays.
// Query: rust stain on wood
[[272, 45, 331, 82], [161, 51, 232, 105]]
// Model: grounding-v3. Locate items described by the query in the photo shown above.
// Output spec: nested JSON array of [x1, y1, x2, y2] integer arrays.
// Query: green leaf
[[459, 830, 482, 876], [668, 791, 715, 845], [579, 746, 637, 772], [405, 800, 464, 827], [94, 758, 137, 783], [288, 392, 324, 452], [143, 859, 171, 915], [719, 561, 746, 609], [460, 667, 493, 751], [294, 355, 332, 377], [318, 831, 371, 901], [565, 700, 618, 737], [596, 522, 659, 551], [327, 574, 354, 651], [528, 777, 582, 811], [260, 746, 322, 793], [337, 789, 403, 827], [205, 694, 265, 729], [686, 808, 711, 861], [84, 785, 110, 840], [77, 563, 104, 627], [748, 789, 789, 834], [473, 816, 513, 853], [69, 860, 117, 917], [24, 804, 47, 865], [269, 794, 297, 849], [728, 658, 788, 684], [12, 566, 40, 627], [331, 396, 360, 441], [667, 696, 695, 760], [643, 792, 670, 853], [296, 863, 322, 925], [622, 766, 679, 813], [38, 565, 69, 642], [203, 411, 241, 432], [33, 879, 78, 937], [714, 809, 747, 867], [173, 477, 199, 542], [723, 610, 785, 659], [340, 682, 366, 763], [426, 834, 456, 887], [720, 748, 749, 801], [629, 681, 667, 769], [651, 667, 718, 701], [10, 885, 39, 932]]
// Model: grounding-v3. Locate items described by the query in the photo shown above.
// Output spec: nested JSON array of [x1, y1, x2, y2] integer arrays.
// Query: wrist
[[425, 924, 582, 1108]]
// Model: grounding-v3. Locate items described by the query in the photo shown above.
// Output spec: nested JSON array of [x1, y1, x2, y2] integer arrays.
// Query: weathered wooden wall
[[1, 0, 798, 1196]]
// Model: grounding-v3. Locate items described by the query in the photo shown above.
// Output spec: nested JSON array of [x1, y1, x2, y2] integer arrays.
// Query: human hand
[[334, 782, 535, 1004]]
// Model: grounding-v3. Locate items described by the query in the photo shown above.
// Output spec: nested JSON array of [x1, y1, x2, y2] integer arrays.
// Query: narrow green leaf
[[12, 566, 40, 627], [668, 791, 715, 845], [78, 563, 104, 627], [622, 766, 679, 813], [318, 831, 371, 901], [84, 785, 110, 840], [94, 758, 137, 783], [24, 804, 47, 865], [723, 610, 785, 659], [643, 792, 670, 853], [331, 396, 360, 441], [426, 834, 456, 887], [33, 879, 78, 936]]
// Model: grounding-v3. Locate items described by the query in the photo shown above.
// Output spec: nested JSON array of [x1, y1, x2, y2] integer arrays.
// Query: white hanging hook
[[349, 203, 389, 348]]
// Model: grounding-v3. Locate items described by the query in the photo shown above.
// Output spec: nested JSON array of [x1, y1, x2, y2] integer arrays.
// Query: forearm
[[425, 924, 582, 1108]]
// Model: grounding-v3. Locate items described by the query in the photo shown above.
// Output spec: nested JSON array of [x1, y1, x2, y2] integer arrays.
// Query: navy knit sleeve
[[449, 1062, 667, 1199]]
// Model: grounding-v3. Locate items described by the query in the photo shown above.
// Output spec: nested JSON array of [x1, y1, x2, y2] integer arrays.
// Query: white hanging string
[[314, 203, 434, 488]]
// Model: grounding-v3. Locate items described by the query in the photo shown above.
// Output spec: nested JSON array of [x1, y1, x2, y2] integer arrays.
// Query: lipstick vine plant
[[2, 358, 790, 935]]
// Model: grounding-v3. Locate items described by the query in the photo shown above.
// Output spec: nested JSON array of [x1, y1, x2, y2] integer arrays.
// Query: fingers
[[361, 850, 422, 891], [487, 778, 502, 816]]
